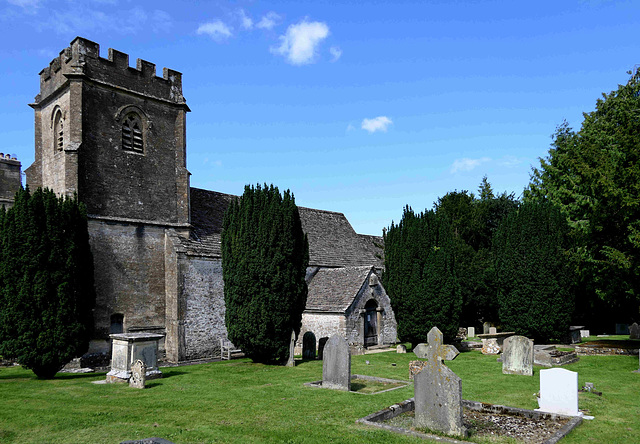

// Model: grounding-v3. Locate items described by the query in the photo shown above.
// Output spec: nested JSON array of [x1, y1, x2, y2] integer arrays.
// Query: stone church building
[[6, 37, 397, 362]]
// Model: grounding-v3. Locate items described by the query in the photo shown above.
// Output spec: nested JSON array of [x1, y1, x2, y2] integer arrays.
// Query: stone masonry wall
[[88, 220, 167, 343], [296, 313, 344, 355], [344, 280, 398, 350], [181, 256, 227, 360], [0, 155, 21, 209]]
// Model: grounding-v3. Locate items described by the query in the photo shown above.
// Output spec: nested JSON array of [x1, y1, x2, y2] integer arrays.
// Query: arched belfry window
[[52, 108, 64, 151], [122, 113, 144, 153]]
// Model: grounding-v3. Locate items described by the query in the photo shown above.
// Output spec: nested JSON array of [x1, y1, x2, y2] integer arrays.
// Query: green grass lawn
[[0, 347, 638, 443]]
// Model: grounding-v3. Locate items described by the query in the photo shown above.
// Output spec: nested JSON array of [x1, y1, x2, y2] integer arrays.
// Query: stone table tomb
[[107, 332, 164, 383]]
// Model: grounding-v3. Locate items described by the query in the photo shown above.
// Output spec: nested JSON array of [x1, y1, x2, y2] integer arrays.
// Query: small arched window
[[122, 113, 144, 153], [53, 109, 64, 151]]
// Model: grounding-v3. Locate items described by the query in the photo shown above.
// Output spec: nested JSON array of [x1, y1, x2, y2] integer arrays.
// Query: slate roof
[[182, 187, 384, 269], [305, 266, 373, 312]]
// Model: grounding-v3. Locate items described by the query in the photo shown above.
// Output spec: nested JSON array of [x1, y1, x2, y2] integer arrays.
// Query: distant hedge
[[382, 206, 461, 344], [493, 201, 574, 342]]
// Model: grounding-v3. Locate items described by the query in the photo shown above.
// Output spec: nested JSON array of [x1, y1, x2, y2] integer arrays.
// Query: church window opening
[[53, 110, 64, 151], [122, 113, 144, 153], [110, 313, 124, 334]]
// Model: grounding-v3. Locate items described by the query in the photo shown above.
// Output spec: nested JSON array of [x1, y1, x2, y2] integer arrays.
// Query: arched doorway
[[364, 299, 378, 347]]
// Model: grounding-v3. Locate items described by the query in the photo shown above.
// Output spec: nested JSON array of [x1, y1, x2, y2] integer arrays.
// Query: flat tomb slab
[[575, 340, 639, 356], [304, 374, 410, 395], [358, 398, 582, 444]]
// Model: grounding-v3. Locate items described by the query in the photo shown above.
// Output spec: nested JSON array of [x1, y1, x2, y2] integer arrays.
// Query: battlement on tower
[[35, 37, 185, 106]]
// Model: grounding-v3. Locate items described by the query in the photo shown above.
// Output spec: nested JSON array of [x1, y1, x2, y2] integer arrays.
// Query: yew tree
[[0, 187, 95, 378], [221, 184, 309, 364]]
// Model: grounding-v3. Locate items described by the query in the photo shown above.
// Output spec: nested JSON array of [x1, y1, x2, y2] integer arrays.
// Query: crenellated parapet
[[35, 37, 186, 107]]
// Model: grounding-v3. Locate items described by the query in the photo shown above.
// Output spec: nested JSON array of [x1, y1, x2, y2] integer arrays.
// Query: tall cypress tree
[[383, 206, 461, 344], [221, 184, 309, 364], [0, 187, 95, 378], [493, 201, 574, 342]]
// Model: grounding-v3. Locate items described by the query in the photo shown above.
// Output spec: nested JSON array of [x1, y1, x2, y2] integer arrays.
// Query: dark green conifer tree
[[382, 206, 460, 344], [493, 201, 574, 342], [221, 184, 309, 364], [0, 187, 95, 378]]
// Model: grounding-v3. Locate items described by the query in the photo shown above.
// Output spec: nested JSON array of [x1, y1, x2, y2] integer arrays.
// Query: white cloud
[[498, 155, 523, 168], [197, 20, 233, 40], [7, 0, 42, 9], [450, 157, 491, 174], [361, 116, 393, 133], [256, 11, 281, 30], [238, 9, 253, 30], [329, 46, 342, 62], [271, 19, 329, 65]]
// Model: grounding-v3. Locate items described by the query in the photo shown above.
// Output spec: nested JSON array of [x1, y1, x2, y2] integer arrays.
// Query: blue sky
[[1, 0, 638, 235]]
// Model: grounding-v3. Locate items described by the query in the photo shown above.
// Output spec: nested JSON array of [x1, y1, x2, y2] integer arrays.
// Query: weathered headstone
[[489, 326, 497, 334], [502, 335, 534, 376], [302, 331, 316, 359], [129, 360, 146, 389], [318, 337, 329, 360], [483, 322, 491, 334], [322, 335, 351, 391], [536, 368, 581, 416], [580, 329, 590, 339], [629, 322, 640, 340], [396, 344, 407, 353], [467, 326, 475, 338], [286, 329, 296, 367], [414, 327, 466, 437]]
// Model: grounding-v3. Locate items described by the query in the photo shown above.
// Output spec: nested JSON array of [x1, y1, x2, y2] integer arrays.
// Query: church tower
[[26, 38, 191, 351], [26, 37, 190, 225]]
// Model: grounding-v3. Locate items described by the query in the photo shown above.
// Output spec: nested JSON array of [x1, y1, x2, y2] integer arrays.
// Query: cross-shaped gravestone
[[414, 327, 466, 437]]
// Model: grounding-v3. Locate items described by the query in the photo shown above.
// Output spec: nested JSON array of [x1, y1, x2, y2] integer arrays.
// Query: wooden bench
[[220, 339, 242, 360]]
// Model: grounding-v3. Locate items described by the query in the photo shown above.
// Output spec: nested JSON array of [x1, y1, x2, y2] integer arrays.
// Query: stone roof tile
[[305, 266, 373, 312], [183, 187, 384, 269]]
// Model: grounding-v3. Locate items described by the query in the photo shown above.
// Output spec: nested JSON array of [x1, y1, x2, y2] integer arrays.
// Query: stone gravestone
[[629, 323, 640, 340], [318, 337, 329, 360], [502, 335, 534, 376], [302, 331, 316, 359], [286, 330, 296, 367], [536, 368, 581, 416], [396, 344, 407, 353], [467, 327, 475, 338], [483, 322, 491, 334], [322, 335, 351, 391], [414, 327, 466, 437], [129, 360, 146, 389], [489, 326, 497, 334]]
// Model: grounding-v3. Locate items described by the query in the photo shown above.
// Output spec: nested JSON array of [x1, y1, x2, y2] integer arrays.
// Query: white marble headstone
[[536, 368, 581, 416]]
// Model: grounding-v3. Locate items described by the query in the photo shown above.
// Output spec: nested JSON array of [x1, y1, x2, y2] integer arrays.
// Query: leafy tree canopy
[[526, 70, 640, 316]]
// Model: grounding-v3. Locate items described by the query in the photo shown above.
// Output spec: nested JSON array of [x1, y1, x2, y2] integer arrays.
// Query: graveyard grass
[[0, 347, 638, 443]]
